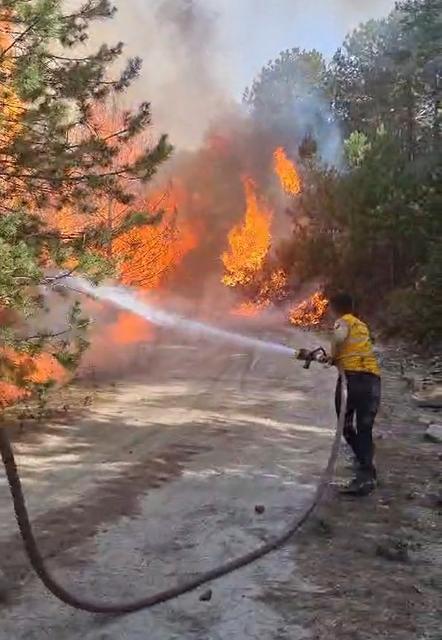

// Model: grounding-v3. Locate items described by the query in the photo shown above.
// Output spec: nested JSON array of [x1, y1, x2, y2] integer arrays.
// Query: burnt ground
[[0, 331, 440, 639]]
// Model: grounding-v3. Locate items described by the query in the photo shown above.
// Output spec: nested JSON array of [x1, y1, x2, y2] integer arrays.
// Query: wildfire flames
[[0, 347, 67, 408], [113, 183, 197, 289], [105, 312, 153, 344], [0, 96, 327, 411], [232, 300, 269, 318], [289, 292, 329, 327], [0, 382, 29, 408], [0, 25, 22, 141], [220, 150, 326, 328], [222, 177, 272, 288], [273, 147, 302, 196]]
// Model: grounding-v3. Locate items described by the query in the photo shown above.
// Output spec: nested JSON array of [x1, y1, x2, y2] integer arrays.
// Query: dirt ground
[[0, 329, 440, 639]]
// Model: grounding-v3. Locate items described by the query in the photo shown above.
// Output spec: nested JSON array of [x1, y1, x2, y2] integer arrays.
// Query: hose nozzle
[[296, 347, 329, 369]]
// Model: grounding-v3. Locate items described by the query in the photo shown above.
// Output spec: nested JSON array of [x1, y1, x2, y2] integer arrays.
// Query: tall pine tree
[[0, 0, 173, 406]]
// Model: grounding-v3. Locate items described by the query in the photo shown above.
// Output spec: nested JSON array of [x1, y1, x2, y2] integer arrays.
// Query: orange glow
[[0, 382, 29, 408], [0, 20, 25, 208], [0, 348, 67, 407], [273, 147, 301, 196], [0, 347, 67, 384], [222, 177, 272, 288], [231, 300, 269, 317], [28, 352, 68, 384], [289, 292, 329, 327], [105, 312, 153, 344], [113, 182, 198, 289], [259, 268, 288, 302], [0, 24, 22, 139], [42, 102, 198, 290]]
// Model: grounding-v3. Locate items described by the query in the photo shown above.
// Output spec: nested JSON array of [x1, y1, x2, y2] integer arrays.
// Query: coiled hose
[[0, 372, 346, 615]]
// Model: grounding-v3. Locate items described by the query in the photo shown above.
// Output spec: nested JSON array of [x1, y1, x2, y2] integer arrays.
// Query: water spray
[[62, 276, 296, 357]]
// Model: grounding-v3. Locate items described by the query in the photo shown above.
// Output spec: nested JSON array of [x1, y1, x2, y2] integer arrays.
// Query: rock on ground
[[425, 423, 442, 443], [412, 384, 442, 408]]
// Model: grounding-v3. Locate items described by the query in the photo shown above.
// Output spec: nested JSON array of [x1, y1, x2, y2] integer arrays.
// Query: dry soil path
[[0, 328, 337, 640]]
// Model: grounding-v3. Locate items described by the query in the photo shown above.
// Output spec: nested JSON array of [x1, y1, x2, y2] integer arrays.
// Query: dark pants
[[335, 372, 381, 478]]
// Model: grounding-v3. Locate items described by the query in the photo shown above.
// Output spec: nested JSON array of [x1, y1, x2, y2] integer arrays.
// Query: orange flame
[[0, 21, 25, 208], [0, 348, 68, 407], [42, 109, 198, 291], [1, 347, 67, 384], [0, 25, 22, 137], [259, 268, 288, 302], [0, 382, 29, 408], [27, 353, 68, 384], [105, 312, 154, 344], [273, 147, 301, 196], [289, 291, 329, 327], [222, 177, 272, 288], [113, 182, 198, 289], [231, 300, 270, 318]]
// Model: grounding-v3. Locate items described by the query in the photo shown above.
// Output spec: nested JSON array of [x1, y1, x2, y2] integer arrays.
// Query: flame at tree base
[[0, 348, 68, 408], [289, 291, 329, 327]]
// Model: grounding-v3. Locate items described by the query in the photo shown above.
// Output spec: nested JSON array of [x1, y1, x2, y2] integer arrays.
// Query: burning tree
[[221, 176, 289, 314], [113, 184, 197, 289], [273, 147, 302, 196], [43, 99, 195, 291], [222, 176, 272, 290], [0, 1, 172, 407]]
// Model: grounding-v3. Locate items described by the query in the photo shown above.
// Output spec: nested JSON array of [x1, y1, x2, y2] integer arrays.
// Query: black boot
[[340, 468, 376, 496]]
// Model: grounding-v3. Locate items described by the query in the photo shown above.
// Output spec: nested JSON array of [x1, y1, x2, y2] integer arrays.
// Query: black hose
[[0, 371, 346, 615]]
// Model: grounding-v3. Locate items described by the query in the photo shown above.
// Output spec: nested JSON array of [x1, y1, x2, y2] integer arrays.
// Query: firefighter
[[329, 292, 381, 496]]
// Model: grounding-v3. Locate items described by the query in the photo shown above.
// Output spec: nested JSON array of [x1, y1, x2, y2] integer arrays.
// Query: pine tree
[[0, 0, 173, 406]]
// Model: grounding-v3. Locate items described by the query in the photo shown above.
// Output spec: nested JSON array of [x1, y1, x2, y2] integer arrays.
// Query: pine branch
[[0, 18, 39, 60]]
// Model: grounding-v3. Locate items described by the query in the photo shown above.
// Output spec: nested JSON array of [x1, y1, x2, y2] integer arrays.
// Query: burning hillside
[[0, 104, 328, 410], [48, 124, 328, 337]]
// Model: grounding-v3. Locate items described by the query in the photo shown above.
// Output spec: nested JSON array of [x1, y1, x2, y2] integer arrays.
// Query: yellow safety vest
[[335, 314, 380, 376]]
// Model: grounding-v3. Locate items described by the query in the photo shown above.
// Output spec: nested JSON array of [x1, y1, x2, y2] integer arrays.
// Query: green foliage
[[0, 0, 173, 211], [244, 48, 328, 116], [0, 213, 42, 315], [386, 240, 442, 342], [272, 0, 441, 343], [344, 132, 372, 168], [243, 48, 331, 150], [0, 0, 173, 403]]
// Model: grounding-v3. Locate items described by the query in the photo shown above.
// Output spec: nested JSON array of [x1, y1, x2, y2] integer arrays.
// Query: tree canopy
[[0, 0, 172, 405], [249, 0, 441, 343]]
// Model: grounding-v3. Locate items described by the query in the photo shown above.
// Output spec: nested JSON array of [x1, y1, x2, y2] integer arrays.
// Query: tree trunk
[[406, 77, 415, 161], [106, 194, 113, 259]]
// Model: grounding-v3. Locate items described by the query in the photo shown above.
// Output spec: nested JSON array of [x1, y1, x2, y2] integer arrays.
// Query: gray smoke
[[87, 0, 231, 149], [89, 0, 396, 150]]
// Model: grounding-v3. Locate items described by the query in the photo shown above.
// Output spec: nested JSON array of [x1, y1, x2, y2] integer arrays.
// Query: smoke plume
[[90, 0, 396, 149]]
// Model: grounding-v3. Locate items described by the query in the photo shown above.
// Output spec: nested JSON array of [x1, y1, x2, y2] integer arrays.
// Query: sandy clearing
[[0, 328, 336, 639]]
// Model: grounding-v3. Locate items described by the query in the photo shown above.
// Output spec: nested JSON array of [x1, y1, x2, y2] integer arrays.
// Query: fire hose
[[0, 354, 346, 616]]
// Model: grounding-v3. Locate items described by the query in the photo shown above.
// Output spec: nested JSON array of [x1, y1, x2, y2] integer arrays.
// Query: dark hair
[[329, 292, 354, 315]]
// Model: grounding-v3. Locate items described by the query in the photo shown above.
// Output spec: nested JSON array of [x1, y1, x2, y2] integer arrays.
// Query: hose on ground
[[0, 371, 346, 615]]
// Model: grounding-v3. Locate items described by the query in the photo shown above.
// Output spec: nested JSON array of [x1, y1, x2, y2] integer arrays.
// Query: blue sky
[[202, 0, 397, 95]]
